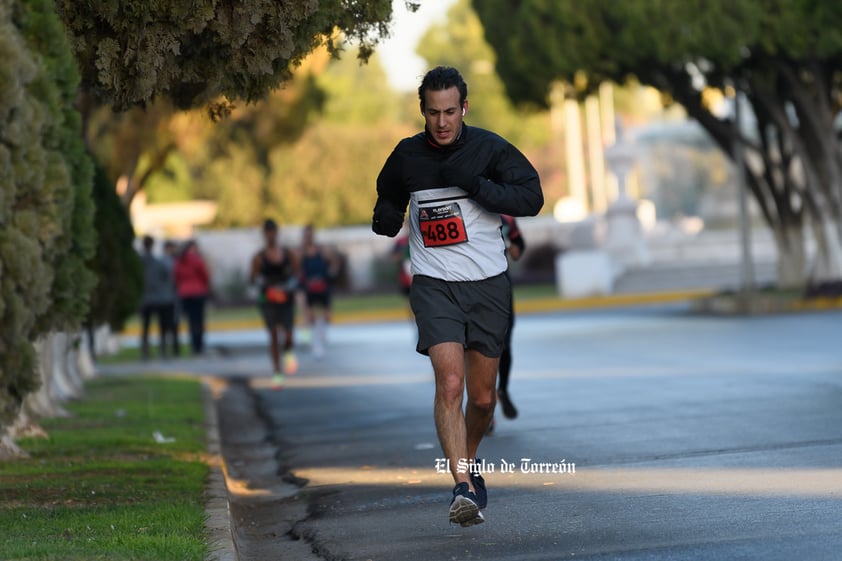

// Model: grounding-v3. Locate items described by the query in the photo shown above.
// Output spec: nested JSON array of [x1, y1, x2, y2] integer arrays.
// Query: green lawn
[[0, 376, 209, 561]]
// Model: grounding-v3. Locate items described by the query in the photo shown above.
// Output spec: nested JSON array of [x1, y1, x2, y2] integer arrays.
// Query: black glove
[[440, 163, 481, 196], [372, 201, 405, 237]]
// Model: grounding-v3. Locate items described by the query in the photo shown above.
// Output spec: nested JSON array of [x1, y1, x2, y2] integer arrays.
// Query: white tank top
[[408, 186, 506, 281]]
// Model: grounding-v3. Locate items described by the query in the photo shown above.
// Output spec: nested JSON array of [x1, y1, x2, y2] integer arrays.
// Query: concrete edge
[[201, 378, 238, 561], [691, 292, 842, 315]]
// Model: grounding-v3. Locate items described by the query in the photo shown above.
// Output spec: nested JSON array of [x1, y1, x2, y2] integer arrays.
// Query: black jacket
[[372, 125, 544, 237]]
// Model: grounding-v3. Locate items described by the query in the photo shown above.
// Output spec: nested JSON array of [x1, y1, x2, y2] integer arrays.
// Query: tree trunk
[[808, 215, 842, 282], [772, 225, 807, 289], [9, 408, 48, 440], [25, 336, 71, 419], [1, 406, 47, 461], [92, 324, 121, 356], [0, 433, 28, 461], [77, 332, 98, 381], [50, 333, 84, 402]]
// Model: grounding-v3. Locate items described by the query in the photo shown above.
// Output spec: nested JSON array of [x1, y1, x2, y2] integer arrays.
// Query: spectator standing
[[162, 239, 181, 357], [139, 235, 176, 360], [174, 240, 211, 355]]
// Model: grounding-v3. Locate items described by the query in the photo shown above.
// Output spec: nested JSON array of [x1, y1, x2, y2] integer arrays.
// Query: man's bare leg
[[429, 342, 472, 490], [465, 349, 499, 462], [268, 326, 281, 373]]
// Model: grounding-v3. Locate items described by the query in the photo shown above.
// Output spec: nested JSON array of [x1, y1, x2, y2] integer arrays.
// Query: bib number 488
[[419, 202, 468, 247]]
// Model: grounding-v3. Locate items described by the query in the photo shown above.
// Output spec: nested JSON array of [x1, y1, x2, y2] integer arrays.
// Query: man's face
[[264, 227, 278, 245], [422, 86, 466, 146]]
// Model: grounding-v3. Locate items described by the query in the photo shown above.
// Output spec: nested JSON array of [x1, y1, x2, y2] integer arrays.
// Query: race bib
[[418, 202, 469, 248], [306, 278, 328, 294], [264, 286, 289, 304]]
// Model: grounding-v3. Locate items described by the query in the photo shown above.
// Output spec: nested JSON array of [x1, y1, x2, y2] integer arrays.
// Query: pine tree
[[0, 0, 95, 428]]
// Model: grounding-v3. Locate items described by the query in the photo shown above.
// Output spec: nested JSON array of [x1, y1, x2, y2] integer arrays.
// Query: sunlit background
[[81, 0, 761, 308]]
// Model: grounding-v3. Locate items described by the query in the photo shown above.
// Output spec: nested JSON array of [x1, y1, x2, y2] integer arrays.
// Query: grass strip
[[0, 375, 209, 561]]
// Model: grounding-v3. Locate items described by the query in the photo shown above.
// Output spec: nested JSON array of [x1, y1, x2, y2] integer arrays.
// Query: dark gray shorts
[[260, 301, 295, 330], [409, 273, 511, 357]]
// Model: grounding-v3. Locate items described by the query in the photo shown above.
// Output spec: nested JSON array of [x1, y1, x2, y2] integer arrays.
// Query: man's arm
[[474, 143, 543, 216], [249, 253, 261, 285], [441, 142, 543, 217], [372, 150, 410, 237]]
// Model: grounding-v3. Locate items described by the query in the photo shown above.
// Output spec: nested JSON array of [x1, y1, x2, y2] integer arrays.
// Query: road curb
[[201, 378, 239, 561]]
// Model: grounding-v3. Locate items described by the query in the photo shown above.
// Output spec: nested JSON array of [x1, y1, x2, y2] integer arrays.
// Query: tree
[[415, 0, 562, 203], [96, 44, 413, 229], [56, 0, 405, 111], [1, 0, 95, 443], [84, 98, 181, 207], [85, 162, 143, 338], [63, 1, 421, 210], [475, 0, 842, 287], [266, 120, 413, 227], [415, 0, 515, 138], [84, 45, 334, 214]]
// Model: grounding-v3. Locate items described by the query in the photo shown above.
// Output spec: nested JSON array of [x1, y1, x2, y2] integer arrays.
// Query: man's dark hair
[[418, 66, 468, 110], [142, 235, 154, 251], [263, 218, 278, 231]]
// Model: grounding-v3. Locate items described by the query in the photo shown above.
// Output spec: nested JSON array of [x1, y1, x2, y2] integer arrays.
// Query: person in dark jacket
[[139, 235, 176, 360], [372, 66, 543, 527], [162, 239, 182, 357]]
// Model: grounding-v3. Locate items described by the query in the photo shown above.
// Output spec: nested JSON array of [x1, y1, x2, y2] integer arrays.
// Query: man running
[[372, 66, 543, 526], [300, 224, 339, 357], [250, 219, 300, 388]]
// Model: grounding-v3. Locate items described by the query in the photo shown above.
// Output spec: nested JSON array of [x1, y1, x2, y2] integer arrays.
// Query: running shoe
[[497, 388, 518, 419], [470, 466, 488, 509], [271, 372, 285, 389], [449, 482, 484, 526], [283, 351, 298, 375]]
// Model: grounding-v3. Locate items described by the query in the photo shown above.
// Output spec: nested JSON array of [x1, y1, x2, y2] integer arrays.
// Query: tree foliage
[[87, 44, 413, 229], [0, 0, 95, 427], [416, 0, 558, 198], [86, 163, 142, 332], [85, 97, 179, 206], [84, 47, 331, 211], [416, 0, 538, 146], [56, 0, 400, 111], [475, 0, 842, 285]]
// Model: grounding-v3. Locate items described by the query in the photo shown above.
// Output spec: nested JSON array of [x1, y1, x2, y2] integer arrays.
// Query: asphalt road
[[228, 305, 842, 561]]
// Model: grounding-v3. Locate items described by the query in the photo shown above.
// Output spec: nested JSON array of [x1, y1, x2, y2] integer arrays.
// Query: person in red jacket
[[174, 240, 211, 355]]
